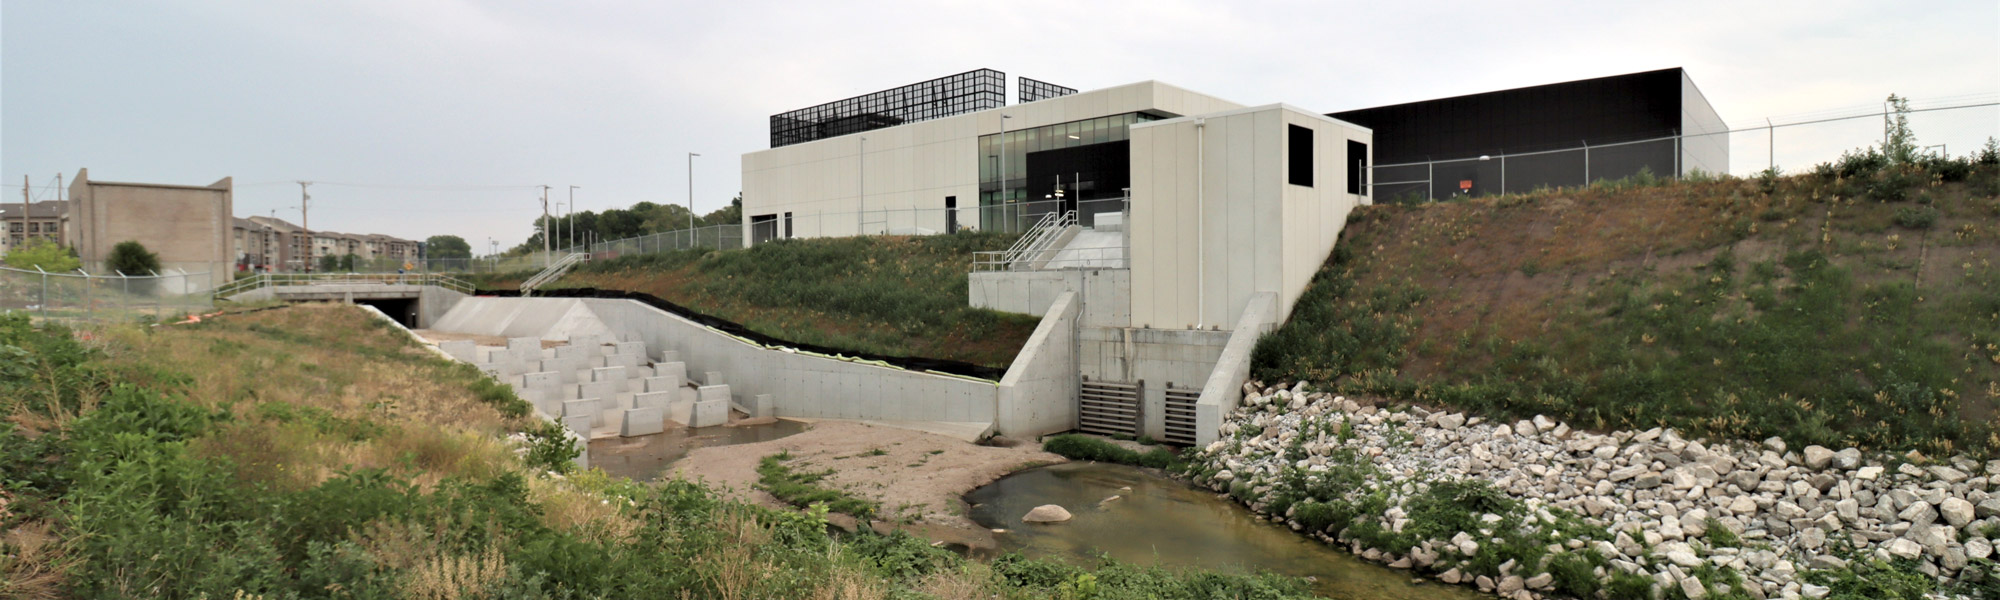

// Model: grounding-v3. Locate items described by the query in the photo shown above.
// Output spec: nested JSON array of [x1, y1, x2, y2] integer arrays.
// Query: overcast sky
[[4, 1, 1996, 252]]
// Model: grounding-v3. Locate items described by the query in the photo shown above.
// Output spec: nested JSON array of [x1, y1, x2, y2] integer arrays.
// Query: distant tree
[[340, 254, 358, 271], [319, 254, 340, 272], [4, 238, 80, 272], [107, 240, 161, 275], [425, 235, 471, 260], [699, 194, 743, 228]]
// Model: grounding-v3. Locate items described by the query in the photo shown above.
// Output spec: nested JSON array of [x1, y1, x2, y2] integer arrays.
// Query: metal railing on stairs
[[520, 253, 588, 295], [973, 210, 1075, 272]]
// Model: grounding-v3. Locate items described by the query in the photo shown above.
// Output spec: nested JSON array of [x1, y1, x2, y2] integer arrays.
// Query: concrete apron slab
[[782, 418, 994, 443]]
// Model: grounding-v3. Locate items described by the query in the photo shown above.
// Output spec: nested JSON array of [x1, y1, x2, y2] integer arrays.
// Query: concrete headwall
[[578, 299, 1002, 426], [1080, 325, 1232, 439], [995, 291, 1079, 436], [1194, 292, 1277, 446], [417, 286, 468, 328], [427, 297, 613, 341]]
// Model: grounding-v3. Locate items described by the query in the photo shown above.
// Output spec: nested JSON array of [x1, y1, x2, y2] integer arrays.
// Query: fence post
[[1582, 140, 1591, 186], [36, 266, 48, 319]]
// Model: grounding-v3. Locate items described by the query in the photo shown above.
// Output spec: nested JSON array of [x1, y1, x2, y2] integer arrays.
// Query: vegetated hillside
[[1254, 152, 2000, 458], [0, 306, 1318, 598], [486, 232, 1041, 368]]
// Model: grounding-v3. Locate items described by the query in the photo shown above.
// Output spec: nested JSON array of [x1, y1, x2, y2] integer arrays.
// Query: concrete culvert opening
[[354, 298, 418, 328]]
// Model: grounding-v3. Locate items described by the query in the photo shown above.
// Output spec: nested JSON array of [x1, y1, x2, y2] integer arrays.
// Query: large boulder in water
[[1022, 504, 1072, 523]]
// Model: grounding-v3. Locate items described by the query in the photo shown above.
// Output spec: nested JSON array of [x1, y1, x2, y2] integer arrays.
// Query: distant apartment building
[[0, 200, 69, 256], [234, 216, 418, 272]]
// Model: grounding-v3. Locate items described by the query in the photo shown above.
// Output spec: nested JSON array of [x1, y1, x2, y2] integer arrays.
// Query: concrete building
[[1, 200, 69, 256], [742, 71, 1375, 445], [69, 169, 233, 290], [246, 216, 310, 272]]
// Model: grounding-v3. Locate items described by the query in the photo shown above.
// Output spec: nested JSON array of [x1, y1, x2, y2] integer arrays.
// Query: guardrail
[[520, 253, 588, 295], [215, 272, 475, 299]]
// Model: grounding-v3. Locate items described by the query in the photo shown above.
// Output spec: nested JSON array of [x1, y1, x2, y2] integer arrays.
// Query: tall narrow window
[[1288, 125, 1314, 187], [1347, 140, 1369, 195]]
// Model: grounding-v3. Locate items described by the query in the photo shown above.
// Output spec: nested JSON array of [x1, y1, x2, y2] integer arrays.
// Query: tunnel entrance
[[354, 298, 418, 328]]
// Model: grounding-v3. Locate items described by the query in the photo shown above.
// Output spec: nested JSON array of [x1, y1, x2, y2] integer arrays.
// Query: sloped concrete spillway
[[966, 463, 1488, 600]]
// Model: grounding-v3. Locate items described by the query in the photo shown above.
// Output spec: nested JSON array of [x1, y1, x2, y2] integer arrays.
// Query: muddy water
[[589, 420, 808, 481], [965, 462, 1488, 600]]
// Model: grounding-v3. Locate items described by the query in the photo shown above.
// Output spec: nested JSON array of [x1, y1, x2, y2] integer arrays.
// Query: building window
[[1288, 125, 1314, 187], [1347, 140, 1369, 195]]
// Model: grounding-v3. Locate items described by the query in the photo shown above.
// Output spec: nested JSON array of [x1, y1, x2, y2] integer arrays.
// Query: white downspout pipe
[[1195, 118, 1205, 329]]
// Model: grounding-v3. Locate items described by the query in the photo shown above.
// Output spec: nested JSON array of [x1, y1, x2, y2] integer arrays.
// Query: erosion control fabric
[[478, 287, 1007, 381]]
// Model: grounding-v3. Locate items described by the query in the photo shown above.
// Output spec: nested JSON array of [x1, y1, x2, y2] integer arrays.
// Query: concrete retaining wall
[[995, 291, 1079, 436], [971, 268, 1130, 327], [1079, 325, 1232, 439], [581, 298, 1002, 427]]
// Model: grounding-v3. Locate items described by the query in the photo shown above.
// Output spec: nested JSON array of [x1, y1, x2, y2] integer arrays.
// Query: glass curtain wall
[[978, 112, 1160, 232]]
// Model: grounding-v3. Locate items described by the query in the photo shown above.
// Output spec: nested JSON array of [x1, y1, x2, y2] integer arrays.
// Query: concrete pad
[[620, 407, 666, 437], [632, 391, 673, 410], [750, 394, 774, 418], [437, 340, 477, 363], [691, 398, 728, 428], [697, 384, 730, 404]]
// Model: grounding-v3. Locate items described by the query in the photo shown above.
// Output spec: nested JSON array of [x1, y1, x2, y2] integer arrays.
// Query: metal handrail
[[998, 210, 1063, 263], [215, 272, 476, 298], [519, 253, 587, 294], [1004, 209, 1075, 267]]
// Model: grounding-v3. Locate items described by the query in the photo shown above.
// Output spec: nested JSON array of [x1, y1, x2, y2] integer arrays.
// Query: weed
[[1041, 435, 1184, 470], [754, 453, 876, 518]]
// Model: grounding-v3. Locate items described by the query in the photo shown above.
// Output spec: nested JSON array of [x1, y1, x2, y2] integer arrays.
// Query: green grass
[[1041, 434, 1185, 470], [1253, 159, 2000, 457], [755, 451, 878, 518], [0, 309, 1324, 599], [477, 232, 1043, 368]]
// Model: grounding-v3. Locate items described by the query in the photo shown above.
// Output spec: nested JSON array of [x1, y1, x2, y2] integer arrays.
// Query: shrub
[[106, 240, 161, 276], [755, 452, 876, 518], [1892, 206, 1939, 230], [522, 420, 581, 473], [3, 238, 80, 272]]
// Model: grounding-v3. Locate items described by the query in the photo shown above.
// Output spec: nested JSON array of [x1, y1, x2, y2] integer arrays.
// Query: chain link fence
[[1, 266, 215, 324], [1371, 99, 1998, 203]]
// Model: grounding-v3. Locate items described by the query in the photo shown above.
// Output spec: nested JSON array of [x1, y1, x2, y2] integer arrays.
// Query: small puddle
[[965, 462, 1488, 600], [589, 419, 808, 481]]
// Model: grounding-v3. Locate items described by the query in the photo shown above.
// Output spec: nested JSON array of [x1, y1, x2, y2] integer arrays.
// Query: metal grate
[[1019, 77, 1077, 103], [1079, 378, 1142, 437], [770, 69, 1005, 148], [1162, 386, 1200, 445]]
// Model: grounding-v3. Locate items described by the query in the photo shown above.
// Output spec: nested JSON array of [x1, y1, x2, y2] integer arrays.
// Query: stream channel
[[966, 462, 1489, 600]]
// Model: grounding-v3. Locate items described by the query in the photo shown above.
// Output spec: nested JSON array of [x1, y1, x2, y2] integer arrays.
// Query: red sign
[[1459, 180, 1474, 190]]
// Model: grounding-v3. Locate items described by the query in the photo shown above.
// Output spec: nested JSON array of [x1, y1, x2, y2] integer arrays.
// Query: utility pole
[[539, 185, 552, 268], [18, 175, 29, 254], [54, 173, 64, 247], [297, 181, 312, 272]]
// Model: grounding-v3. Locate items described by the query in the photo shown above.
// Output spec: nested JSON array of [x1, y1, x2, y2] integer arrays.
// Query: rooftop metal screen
[[769, 69, 1005, 148], [1018, 77, 1077, 103]]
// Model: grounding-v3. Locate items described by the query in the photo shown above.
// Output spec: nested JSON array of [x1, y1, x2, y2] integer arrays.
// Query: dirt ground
[[668, 421, 1063, 544]]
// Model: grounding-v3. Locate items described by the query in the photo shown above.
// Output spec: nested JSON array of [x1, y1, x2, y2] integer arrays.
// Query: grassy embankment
[[0, 304, 1318, 599], [474, 232, 1040, 369], [1253, 150, 2000, 457]]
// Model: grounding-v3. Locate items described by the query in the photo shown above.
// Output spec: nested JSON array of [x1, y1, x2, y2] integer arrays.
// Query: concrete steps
[[437, 333, 770, 441]]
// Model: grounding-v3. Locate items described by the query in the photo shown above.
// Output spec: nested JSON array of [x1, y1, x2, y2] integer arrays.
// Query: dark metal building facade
[[1328, 68, 1727, 200], [769, 69, 1006, 148]]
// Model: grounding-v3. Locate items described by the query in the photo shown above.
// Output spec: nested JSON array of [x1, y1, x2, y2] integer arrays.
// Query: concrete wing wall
[[581, 299, 1001, 426], [994, 291, 1079, 436], [428, 297, 614, 341]]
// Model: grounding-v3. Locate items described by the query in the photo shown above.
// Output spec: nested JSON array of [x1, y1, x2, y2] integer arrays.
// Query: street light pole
[[539, 185, 551, 268], [568, 185, 581, 252], [688, 153, 701, 233]]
